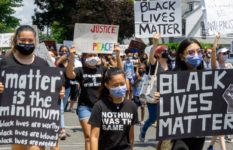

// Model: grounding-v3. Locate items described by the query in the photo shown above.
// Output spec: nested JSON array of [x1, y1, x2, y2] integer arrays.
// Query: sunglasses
[[187, 48, 203, 56]]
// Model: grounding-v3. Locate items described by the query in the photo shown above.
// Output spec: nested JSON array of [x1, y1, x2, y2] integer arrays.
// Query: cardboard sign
[[119, 45, 128, 56], [0, 66, 64, 146], [63, 40, 73, 48], [201, 0, 233, 35], [34, 43, 55, 67], [73, 23, 119, 54], [44, 40, 57, 51], [0, 33, 14, 48], [134, 0, 182, 38], [157, 70, 233, 140], [128, 40, 146, 54]]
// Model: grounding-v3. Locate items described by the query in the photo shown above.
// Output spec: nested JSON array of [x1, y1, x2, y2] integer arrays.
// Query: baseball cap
[[217, 47, 230, 55]]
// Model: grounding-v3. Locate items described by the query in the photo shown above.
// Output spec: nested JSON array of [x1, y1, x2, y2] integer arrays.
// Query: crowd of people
[[0, 25, 233, 150]]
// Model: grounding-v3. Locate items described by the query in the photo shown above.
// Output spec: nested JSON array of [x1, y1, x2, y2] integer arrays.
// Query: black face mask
[[16, 43, 35, 55], [139, 71, 145, 76], [161, 51, 169, 59]]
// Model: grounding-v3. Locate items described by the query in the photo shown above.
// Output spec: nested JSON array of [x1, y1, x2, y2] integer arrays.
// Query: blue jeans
[[60, 87, 71, 129], [141, 103, 157, 138]]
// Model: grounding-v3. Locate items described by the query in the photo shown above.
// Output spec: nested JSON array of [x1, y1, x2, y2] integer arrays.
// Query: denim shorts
[[77, 105, 92, 121]]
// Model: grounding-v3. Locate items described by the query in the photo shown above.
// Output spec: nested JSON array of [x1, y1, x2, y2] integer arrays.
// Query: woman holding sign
[[66, 45, 123, 150], [89, 67, 138, 150], [170, 38, 205, 150], [0, 25, 64, 150]]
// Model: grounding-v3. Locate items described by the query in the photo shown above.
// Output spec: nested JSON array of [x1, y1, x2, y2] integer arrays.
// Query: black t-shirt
[[74, 65, 106, 107], [0, 54, 49, 67], [89, 97, 138, 150]]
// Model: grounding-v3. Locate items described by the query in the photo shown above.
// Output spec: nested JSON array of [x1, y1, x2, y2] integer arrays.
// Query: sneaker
[[225, 137, 233, 143], [59, 130, 67, 140], [207, 145, 213, 150], [139, 127, 145, 142]]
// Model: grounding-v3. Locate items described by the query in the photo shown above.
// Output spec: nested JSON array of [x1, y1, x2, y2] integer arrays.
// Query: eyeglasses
[[187, 48, 203, 56]]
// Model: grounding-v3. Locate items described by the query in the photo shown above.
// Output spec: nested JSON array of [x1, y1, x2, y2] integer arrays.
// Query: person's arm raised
[[114, 44, 123, 69], [149, 33, 160, 65], [66, 47, 77, 79], [211, 32, 220, 70]]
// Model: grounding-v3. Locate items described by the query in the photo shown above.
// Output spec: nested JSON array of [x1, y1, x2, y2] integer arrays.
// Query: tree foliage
[[0, 0, 22, 32], [33, 0, 134, 43]]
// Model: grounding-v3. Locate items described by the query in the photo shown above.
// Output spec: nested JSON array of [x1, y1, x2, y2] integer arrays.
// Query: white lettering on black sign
[[157, 70, 233, 140], [0, 66, 63, 147], [102, 112, 133, 131]]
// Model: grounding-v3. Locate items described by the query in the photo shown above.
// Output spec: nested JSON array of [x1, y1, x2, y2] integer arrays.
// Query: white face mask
[[85, 56, 100, 67]]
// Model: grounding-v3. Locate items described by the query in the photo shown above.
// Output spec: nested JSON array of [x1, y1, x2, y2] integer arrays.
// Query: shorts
[[132, 96, 145, 107], [77, 105, 92, 121], [70, 84, 79, 101]]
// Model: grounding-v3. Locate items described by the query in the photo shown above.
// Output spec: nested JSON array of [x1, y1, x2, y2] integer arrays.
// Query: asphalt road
[[0, 103, 233, 150]]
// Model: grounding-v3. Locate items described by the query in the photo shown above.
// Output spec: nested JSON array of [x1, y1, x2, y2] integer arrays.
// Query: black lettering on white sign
[[134, 0, 182, 38]]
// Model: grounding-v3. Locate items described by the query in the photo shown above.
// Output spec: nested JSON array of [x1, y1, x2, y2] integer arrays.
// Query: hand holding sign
[[59, 86, 65, 99], [154, 91, 160, 103], [0, 82, 4, 93]]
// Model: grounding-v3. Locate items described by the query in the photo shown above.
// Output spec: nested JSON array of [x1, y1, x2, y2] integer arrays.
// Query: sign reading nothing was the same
[[201, 0, 233, 35], [156, 70, 233, 140], [134, 0, 182, 38], [0, 66, 64, 147], [73, 23, 119, 54]]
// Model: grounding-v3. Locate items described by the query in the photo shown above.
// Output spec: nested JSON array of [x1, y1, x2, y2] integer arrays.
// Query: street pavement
[[0, 103, 233, 150]]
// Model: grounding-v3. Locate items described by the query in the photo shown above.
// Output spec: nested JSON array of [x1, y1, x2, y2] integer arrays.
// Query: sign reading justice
[[73, 23, 119, 54]]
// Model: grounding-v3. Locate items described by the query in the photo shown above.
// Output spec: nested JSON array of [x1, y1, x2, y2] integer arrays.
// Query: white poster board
[[73, 23, 119, 54], [119, 45, 128, 56], [134, 0, 182, 38], [201, 0, 233, 35], [63, 40, 73, 48], [0, 33, 14, 48]]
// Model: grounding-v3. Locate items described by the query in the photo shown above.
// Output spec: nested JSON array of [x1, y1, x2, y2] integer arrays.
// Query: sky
[[13, 0, 35, 25]]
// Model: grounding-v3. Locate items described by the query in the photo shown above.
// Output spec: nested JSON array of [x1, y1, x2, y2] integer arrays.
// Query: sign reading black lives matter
[[134, 0, 182, 38], [0, 66, 64, 146], [156, 70, 233, 140]]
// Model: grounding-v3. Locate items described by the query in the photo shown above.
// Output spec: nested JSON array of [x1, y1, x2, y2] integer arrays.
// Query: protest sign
[[134, 0, 182, 38], [73, 23, 119, 54], [156, 69, 233, 140], [128, 40, 146, 54], [119, 45, 128, 56], [201, 0, 233, 35], [44, 40, 57, 51], [35, 43, 55, 67], [63, 40, 73, 48], [0, 33, 14, 48], [0, 66, 64, 146]]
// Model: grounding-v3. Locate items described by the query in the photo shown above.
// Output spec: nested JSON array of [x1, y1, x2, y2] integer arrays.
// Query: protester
[[139, 33, 171, 142], [55, 45, 72, 140], [123, 50, 136, 100], [0, 25, 64, 150], [132, 63, 146, 124], [89, 67, 138, 150], [207, 35, 233, 150], [171, 38, 205, 150], [66, 45, 122, 150]]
